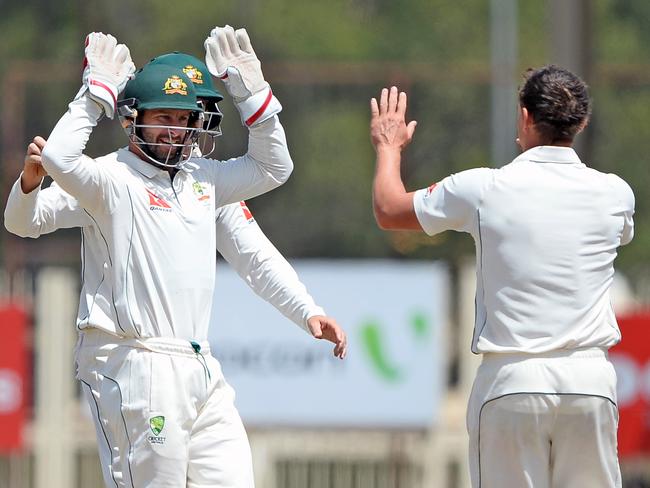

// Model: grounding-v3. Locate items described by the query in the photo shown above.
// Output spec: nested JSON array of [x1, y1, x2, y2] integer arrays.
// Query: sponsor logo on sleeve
[[425, 182, 438, 197], [240, 201, 254, 222]]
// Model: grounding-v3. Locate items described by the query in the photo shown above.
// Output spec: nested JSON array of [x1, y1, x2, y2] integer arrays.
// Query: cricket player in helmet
[[3, 28, 347, 488], [147, 51, 224, 155], [117, 63, 204, 168]]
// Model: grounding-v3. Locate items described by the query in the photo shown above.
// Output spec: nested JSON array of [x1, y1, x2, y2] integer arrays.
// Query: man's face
[[139, 109, 193, 160]]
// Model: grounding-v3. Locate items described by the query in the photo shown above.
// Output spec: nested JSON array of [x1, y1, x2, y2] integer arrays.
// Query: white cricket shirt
[[5, 186, 324, 337], [413, 146, 635, 354], [35, 95, 293, 341], [215, 202, 324, 331]]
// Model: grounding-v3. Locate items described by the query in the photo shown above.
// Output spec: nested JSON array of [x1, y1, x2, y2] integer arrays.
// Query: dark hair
[[518, 65, 591, 144]]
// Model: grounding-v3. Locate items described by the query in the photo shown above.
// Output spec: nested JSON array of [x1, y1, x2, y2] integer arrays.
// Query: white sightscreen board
[[209, 259, 449, 428]]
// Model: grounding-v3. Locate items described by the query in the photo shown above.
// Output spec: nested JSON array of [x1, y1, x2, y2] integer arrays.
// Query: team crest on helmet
[[163, 76, 188, 95], [183, 65, 204, 84]]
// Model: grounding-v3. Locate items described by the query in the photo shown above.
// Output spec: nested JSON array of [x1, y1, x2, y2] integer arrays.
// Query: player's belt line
[[129, 337, 211, 356], [80, 328, 210, 356], [482, 346, 607, 366]]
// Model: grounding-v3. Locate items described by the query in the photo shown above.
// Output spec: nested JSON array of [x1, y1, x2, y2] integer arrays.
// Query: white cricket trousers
[[467, 347, 621, 488], [75, 328, 255, 488]]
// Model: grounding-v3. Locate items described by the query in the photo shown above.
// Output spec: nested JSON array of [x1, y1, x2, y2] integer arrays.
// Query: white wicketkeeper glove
[[204, 25, 281, 127], [76, 32, 135, 119]]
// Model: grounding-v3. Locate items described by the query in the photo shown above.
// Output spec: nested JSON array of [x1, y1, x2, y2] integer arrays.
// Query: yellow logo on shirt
[[192, 182, 204, 195], [192, 182, 210, 202]]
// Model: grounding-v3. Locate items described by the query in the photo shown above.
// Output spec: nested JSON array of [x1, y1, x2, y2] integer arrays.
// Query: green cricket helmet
[[117, 64, 203, 168], [147, 52, 223, 151], [147, 52, 223, 102]]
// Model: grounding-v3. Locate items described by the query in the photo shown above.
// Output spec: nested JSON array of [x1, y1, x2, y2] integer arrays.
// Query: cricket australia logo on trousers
[[148, 415, 166, 444]]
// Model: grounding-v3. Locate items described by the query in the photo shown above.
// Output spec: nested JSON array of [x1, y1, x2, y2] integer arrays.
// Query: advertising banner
[[0, 304, 29, 452], [210, 259, 448, 428], [610, 312, 650, 457]]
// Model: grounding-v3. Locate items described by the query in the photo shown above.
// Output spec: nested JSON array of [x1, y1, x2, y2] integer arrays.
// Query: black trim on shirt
[[83, 210, 127, 334], [472, 208, 488, 354]]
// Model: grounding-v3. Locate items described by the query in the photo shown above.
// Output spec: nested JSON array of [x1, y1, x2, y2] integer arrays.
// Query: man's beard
[[138, 129, 185, 166], [142, 141, 183, 165]]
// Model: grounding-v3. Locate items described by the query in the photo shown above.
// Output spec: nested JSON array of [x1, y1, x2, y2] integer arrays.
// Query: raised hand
[[81, 32, 135, 119], [370, 86, 417, 152], [204, 25, 267, 100], [204, 25, 281, 126], [21, 136, 48, 193]]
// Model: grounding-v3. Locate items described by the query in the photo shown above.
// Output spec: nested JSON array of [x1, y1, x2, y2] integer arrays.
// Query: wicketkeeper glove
[[77, 32, 135, 119], [204, 25, 282, 127]]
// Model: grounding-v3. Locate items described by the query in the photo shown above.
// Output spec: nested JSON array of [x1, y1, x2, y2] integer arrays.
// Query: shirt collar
[[511, 145, 583, 165], [117, 147, 199, 178]]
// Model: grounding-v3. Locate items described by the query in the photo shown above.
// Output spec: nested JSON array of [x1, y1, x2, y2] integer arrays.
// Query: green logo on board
[[150, 416, 165, 436], [360, 312, 432, 383]]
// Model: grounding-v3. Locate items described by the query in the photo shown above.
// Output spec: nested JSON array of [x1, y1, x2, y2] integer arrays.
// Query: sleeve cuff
[[412, 188, 435, 236], [301, 306, 326, 333], [15, 173, 41, 197]]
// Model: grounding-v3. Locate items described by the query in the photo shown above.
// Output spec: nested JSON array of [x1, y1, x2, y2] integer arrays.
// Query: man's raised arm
[[41, 33, 135, 211]]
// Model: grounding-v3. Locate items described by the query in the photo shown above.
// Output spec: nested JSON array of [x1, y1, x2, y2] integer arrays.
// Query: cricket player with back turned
[[3, 27, 346, 487], [369, 66, 634, 487]]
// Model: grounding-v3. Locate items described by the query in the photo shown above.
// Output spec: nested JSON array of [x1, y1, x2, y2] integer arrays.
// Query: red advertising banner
[[610, 312, 650, 457], [0, 304, 29, 453]]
